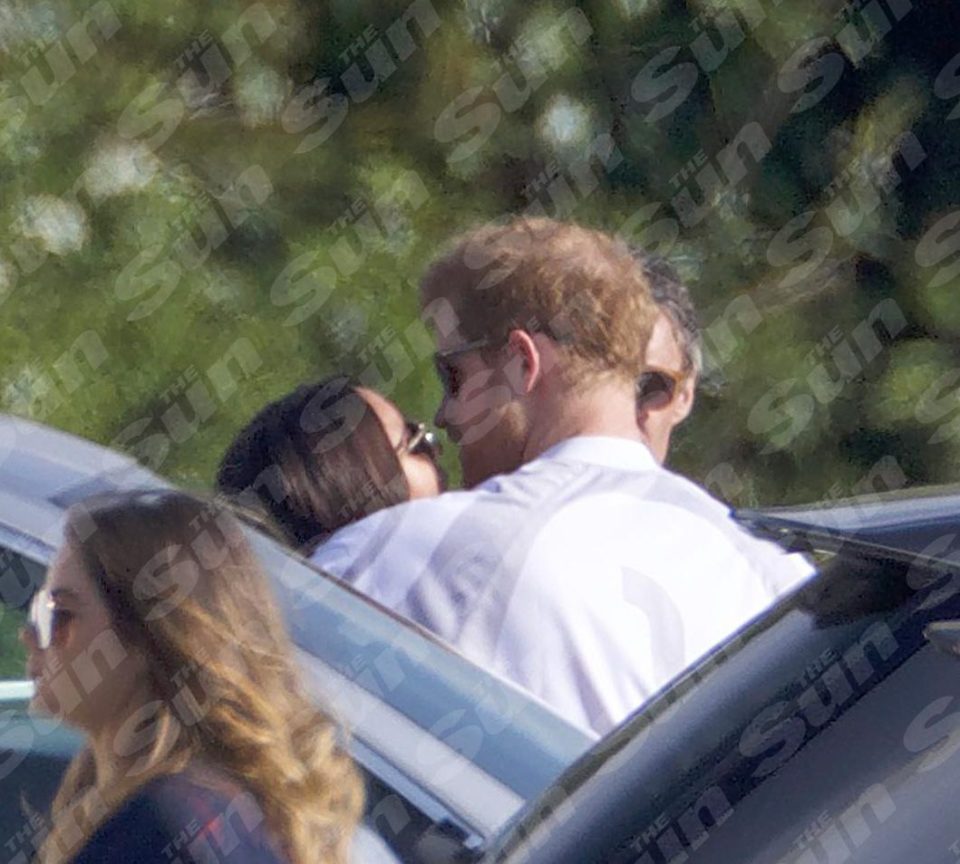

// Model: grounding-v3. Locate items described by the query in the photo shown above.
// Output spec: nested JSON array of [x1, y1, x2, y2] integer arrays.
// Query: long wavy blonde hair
[[36, 490, 363, 864]]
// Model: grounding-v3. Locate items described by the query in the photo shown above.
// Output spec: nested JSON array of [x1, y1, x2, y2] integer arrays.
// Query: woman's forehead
[[47, 537, 91, 595]]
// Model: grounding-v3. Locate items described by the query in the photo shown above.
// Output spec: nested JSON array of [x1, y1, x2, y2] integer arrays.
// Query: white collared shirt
[[311, 436, 814, 735]]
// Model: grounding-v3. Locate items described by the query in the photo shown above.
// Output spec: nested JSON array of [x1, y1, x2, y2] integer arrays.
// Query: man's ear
[[673, 376, 696, 425], [504, 329, 542, 395]]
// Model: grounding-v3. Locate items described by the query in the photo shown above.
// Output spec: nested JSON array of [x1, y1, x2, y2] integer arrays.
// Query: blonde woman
[[21, 490, 363, 864]]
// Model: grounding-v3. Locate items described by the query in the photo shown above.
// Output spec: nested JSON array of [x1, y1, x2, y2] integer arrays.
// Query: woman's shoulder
[[72, 767, 289, 864]]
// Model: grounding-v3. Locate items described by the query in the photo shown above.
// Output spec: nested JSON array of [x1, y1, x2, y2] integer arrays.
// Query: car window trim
[[0, 522, 53, 569], [741, 516, 960, 572], [295, 646, 524, 842]]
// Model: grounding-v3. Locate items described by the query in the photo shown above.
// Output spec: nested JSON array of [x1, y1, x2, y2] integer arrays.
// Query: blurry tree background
[[2, 0, 960, 514]]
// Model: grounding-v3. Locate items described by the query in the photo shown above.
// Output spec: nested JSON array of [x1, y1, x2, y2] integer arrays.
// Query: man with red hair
[[313, 218, 811, 735]]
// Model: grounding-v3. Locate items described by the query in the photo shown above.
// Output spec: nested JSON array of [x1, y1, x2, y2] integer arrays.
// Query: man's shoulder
[[644, 463, 735, 515], [639, 466, 816, 590], [529, 460, 806, 580]]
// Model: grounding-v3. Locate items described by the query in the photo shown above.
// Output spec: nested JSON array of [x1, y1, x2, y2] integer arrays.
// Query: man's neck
[[521, 378, 645, 464]]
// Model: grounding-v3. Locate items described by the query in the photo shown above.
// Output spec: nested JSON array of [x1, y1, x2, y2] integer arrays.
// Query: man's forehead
[[421, 295, 467, 354], [434, 326, 471, 355], [646, 313, 685, 369]]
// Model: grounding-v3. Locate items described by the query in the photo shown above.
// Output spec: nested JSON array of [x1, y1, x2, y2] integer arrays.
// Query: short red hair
[[420, 217, 658, 381]]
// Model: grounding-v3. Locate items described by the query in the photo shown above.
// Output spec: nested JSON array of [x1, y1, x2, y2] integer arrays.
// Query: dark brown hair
[[216, 376, 409, 554], [631, 248, 702, 377]]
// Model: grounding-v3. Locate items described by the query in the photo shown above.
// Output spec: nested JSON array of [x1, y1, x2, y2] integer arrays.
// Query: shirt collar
[[537, 436, 659, 473]]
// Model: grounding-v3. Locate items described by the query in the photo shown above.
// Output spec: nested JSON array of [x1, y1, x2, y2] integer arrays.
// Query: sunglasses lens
[[406, 423, 441, 461], [637, 371, 676, 410], [29, 589, 52, 650], [434, 358, 460, 398], [416, 429, 441, 460]]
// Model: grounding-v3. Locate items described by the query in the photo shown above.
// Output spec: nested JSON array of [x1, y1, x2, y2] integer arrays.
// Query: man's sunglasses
[[399, 420, 442, 462], [433, 337, 492, 399], [27, 587, 70, 651], [636, 367, 687, 411]]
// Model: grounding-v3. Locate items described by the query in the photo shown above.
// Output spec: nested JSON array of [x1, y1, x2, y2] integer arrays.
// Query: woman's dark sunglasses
[[27, 587, 69, 650], [636, 367, 687, 411], [399, 421, 442, 462]]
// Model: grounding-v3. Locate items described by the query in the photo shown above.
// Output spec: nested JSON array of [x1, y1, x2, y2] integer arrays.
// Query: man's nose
[[434, 399, 448, 430]]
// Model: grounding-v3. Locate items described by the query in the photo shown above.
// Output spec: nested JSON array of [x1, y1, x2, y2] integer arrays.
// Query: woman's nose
[[20, 623, 39, 653], [20, 623, 39, 659], [20, 626, 46, 681]]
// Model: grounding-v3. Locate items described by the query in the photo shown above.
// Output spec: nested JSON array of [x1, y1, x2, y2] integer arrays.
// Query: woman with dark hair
[[216, 376, 444, 555], [21, 490, 363, 864]]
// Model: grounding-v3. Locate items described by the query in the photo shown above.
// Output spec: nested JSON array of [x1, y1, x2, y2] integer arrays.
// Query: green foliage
[[1, 0, 958, 515], [0, 607, 26, 679]]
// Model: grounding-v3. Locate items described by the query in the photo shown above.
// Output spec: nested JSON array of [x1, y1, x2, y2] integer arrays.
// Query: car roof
[[739, 483, 960, 561], [0, 413, 168, 558]]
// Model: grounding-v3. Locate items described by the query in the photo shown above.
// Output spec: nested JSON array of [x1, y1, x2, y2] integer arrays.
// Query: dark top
[[70, 768, 289, 863]]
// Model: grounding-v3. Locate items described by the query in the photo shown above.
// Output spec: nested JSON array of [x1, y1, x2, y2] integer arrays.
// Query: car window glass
[[494, 541, 960, 864], [683, 642, 960, 864], [609, 546, 960, 864], [0, 545, 45, 679]]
